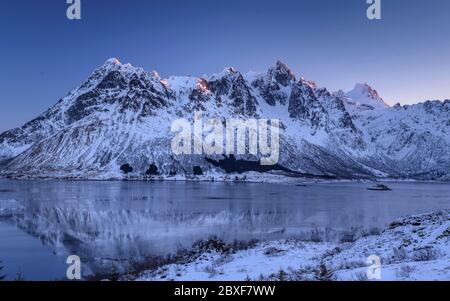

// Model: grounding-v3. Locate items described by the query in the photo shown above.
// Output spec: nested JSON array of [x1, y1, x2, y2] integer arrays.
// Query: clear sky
[[1, 0, 450, 132]]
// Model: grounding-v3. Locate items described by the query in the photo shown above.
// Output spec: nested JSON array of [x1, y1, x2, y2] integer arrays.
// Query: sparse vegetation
[[314, 262, 334, 281], [93, 236, 259, 281], [352, 271, 369, 281], [120, 164, 133, 174], [396, 264, 416, 278], [203, 265, 221, 278], [214, 254, 234, 266], [109, 263, 120, 281], [263, 247, 286, 257], [193, 166, 203, 175], [285, 265, 314, 281], [412, 247, 439, 262], [191, 236, 231, 254], [277, 269, 288, 281], [332, 260, 366, 271], [145, 164, 159, 176]]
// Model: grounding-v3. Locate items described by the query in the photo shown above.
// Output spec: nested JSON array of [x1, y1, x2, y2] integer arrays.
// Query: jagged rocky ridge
[[0, 58, 449, 180]]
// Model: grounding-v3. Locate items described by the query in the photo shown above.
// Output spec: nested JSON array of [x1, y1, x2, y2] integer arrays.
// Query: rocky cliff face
[[0, 59, 449, 180]]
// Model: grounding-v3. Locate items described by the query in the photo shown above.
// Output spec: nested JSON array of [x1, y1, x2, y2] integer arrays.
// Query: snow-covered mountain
[[345, 83, 389, 110], [0, 59, 449, 180]]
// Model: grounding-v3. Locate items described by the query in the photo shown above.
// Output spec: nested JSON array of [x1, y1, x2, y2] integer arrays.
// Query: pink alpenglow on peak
[[345, 83, 389, 110], [104, 58, 122, 66]]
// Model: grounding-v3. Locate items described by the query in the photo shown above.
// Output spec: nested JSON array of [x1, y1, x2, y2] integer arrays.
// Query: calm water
[[0, 179, 449, 280]]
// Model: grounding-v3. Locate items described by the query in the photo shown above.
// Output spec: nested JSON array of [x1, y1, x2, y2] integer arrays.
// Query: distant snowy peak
[[104, 57, 122, 67], [248, 61, 299, 107], [96, 58, 146, 76], [345, 83, 389, 110], [209, 67, 239, 81], [267, 60, 297, 86]]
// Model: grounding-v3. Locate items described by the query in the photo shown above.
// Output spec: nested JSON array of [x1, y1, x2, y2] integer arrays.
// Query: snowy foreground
[[135, 211, 450, 281]]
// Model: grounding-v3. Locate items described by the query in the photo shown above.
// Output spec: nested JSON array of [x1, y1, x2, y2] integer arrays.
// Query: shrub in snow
[[229, 239, 258, 251], [314, 263, 334, 281], [310, 228, 324, 242], [277, 269, 288, 281], [203, 265, 221, 278], [334, 260, 366, 271], [145, 164, 159, 176], [214, 254, 234, 266], [191, 236, 232, 254], [352, 271, 369, 281], [263, 247, 286, 257], [396, 264, 416, 278], [120, 164, 133, 174], [411, 247, 439, 262], [193, 166, 203, 175]]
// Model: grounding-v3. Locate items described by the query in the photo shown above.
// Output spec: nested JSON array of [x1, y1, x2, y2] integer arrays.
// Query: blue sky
[[1, 0, 450, 132]]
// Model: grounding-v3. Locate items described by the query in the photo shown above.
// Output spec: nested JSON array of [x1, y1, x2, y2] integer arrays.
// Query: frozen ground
[[135, 211, 450, 281]]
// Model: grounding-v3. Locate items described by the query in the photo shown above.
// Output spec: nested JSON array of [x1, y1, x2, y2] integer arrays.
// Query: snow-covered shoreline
[[134, 211, 450, 281], [1, 171, 448, 184]]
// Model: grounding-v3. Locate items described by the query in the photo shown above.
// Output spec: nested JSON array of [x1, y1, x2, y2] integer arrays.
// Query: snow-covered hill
[[0, 59, 449, 180]]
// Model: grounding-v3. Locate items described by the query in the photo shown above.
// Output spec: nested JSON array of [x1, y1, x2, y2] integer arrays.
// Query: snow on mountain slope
[[344, 83, 389, 111], [0, 59, 449, 180], [353, 100, 450, 179]]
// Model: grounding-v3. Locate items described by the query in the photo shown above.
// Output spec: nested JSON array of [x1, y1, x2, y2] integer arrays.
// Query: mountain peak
[[150, 70, 161, 79], [94, 58, 148, 79], [209, 67, 240, 81], [274, 59, 291, 70], [346, 83, 388, 109], [104, 58, 122, 67], [93, 58, 125, 75], [351, 83, 381, 99], [268, 60, 296, 86]]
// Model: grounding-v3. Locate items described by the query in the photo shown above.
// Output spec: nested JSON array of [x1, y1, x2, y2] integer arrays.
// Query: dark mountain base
[[205, 155, 337, 180]]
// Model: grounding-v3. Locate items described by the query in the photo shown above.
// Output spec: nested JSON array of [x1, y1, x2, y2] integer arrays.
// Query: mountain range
[[1, 58, 449, 181]]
